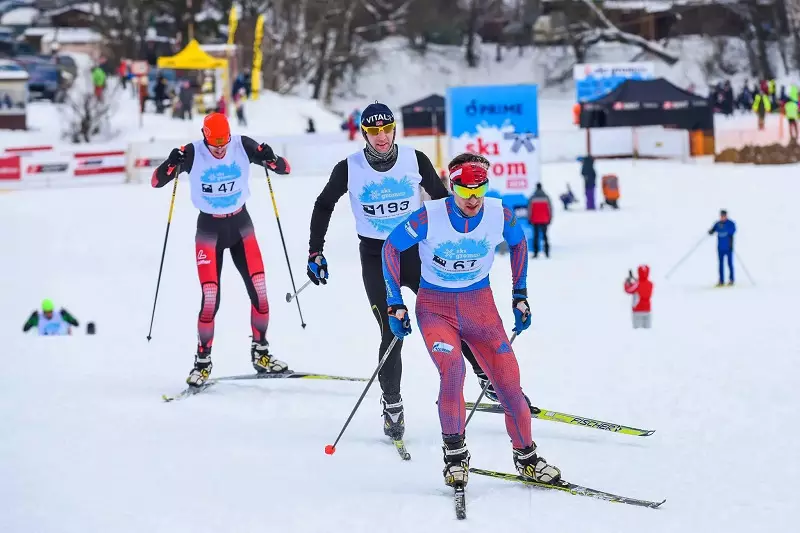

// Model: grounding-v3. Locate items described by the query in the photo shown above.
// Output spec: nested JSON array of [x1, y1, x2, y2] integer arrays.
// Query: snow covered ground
[[2, 158, 797, 532]]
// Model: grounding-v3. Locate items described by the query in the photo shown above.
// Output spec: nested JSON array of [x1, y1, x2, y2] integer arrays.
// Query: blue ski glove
[[387, 304, 412, 338], [512, 293, 531, 334], [307, 252, 328, 285]]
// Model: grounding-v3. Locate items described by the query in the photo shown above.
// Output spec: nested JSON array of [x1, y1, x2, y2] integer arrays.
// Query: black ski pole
[[325, 336, 399, 455], [146, 177, 179, 341], [465, 331, 517, 428], [264, 165, 306, 328], [665, 234, 708, 280]]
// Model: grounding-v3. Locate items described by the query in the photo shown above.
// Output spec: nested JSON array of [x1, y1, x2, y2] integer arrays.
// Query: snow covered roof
[[24, 27, 102, 44], [600, 0, 773, 11], [41, 2, 99, 17], [0, 7, 39, 26], [200, 43, 237, 53], [196, 8, 223, 22], [0, 59, 28, 80]]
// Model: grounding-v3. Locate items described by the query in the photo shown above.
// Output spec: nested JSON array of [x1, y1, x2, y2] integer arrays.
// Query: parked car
[[0, 37, 35, 58], [15, 56, 65, 102]]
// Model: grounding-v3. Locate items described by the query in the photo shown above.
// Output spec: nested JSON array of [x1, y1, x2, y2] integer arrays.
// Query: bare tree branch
[[578, 0, 679, 64]]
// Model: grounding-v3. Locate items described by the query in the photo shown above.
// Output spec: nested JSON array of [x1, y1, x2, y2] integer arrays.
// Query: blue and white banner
[[447, 84, 540, 205], [574, 62, 654, 102]]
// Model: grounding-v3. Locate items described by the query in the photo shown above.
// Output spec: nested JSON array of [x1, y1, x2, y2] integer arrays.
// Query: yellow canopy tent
[[157, 39, 230, 115]]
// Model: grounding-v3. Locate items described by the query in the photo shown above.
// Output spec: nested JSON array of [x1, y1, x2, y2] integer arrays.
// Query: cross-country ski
[[470, 468, 665, 509], [465, 402, 655, 436]]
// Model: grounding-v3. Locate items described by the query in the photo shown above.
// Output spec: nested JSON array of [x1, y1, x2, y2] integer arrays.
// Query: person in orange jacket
[[600, 174, 620, 209], [624, 265, 652, 328]]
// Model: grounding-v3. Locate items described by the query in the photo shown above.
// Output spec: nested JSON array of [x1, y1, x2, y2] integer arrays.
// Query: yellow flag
[[227, 6, 238, 46], [251, 14, 265, 100]]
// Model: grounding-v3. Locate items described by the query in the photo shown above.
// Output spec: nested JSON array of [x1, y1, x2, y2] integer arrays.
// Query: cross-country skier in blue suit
[[708, 209, 736, 286]]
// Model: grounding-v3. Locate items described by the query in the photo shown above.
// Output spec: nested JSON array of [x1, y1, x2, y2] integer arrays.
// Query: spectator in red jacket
[[624, 265, 652, 328], [528, 182, 552, 258]]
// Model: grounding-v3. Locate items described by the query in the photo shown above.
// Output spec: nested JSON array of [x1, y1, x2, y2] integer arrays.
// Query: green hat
[[41, 298, 54, 312]]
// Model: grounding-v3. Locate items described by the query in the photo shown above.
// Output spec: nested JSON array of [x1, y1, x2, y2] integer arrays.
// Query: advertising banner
[[574, 62, 655, 102], [0, 154, 20, 180], [447, 83, 539, 207]]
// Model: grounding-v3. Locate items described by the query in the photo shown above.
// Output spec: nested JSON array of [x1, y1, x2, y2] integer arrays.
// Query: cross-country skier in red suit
[[151, 112, 292, 387], [382, 153, 562, 488]]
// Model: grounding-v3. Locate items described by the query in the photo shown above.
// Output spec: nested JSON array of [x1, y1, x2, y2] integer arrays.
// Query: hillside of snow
[[329, 36, 798, 114]]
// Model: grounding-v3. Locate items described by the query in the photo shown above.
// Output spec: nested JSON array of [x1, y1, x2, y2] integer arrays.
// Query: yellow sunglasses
[[452, 182, 489, 199], [361, 123, 396, 135]]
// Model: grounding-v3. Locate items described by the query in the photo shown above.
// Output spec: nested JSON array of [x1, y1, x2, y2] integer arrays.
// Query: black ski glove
[[168, 147, 185, 166], [255, 143, 277, 164]]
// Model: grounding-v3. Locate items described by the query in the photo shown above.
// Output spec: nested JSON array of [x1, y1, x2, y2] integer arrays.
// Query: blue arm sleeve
[[729, 221, 737, 235], [503, 207, 528, 292], [382, 207, 429, 306]]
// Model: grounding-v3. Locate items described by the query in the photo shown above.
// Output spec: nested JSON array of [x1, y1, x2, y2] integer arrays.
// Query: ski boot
[[251, 340, 289, 373], [442, 434, 470, 487], [476, 372, 499, 402], [477, 372, 534, 409], [513, 441, 561, 484], [187, 346, 213, 387], [381, 393, 405, 440]]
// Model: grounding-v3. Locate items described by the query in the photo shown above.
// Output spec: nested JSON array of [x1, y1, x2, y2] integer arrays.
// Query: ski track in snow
[[1, 159, 798, 532]]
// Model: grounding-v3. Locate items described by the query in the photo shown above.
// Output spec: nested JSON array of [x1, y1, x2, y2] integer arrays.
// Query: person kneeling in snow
[[23, 298, 79, 336], [624, 266, 652, 329]]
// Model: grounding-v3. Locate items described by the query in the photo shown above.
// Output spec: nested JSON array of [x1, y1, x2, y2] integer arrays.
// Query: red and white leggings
[[194, 206, 269, 351]]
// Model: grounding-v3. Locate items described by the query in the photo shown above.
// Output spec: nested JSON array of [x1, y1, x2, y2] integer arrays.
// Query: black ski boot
[[477, 372, 536, 410], [476, 371, 499, 402], [186, 346, 213, 387], [442, 434, 470, 487], [381, 393, 405, 440], [251, 340, 289, 373], [513, 441, 561, 484]]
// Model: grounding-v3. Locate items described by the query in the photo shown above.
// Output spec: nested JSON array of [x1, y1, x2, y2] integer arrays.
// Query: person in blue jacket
[[708, 209, 736, 286], [381, 152, 562, 490]]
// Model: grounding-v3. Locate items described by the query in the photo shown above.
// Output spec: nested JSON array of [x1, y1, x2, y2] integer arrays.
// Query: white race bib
[[419, 198, 505, 288]]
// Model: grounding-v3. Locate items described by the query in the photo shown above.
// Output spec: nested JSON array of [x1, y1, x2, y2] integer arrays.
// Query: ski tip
[[161, 394, 173, 402], [652, 499, 666, 509], [643, 430, 656, 436]]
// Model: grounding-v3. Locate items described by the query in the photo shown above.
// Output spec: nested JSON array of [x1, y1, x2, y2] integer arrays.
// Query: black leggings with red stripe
[[195, 206, 269, 351]]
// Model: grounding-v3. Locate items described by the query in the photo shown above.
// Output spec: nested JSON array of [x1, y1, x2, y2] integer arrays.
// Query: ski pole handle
[[465, 332, 517, 428], [286, 279, 312, 303]]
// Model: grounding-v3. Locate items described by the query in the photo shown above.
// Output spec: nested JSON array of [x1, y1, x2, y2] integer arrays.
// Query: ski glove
[[512, 293, 531, 334], [255, 143, 277, 164], [168, 147, 185, 166], [387, 304, 412, 338], [307, 252, 328, 285]]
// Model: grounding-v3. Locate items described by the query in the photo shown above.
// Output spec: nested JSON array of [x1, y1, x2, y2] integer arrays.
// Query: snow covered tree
[[60, 78, 121, 144]]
